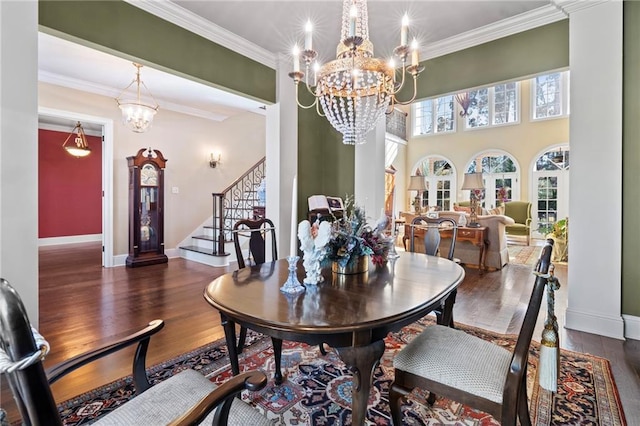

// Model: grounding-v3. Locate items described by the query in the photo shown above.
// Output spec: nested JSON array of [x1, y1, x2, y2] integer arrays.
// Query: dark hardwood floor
[[2, 241, 639, 423]]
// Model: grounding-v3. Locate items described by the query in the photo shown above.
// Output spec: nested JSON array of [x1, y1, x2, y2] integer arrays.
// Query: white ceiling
[[38, 0, 568, 130]]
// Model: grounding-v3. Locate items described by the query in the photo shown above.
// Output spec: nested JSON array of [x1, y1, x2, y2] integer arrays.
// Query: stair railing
[[211, 157, 266, 247]]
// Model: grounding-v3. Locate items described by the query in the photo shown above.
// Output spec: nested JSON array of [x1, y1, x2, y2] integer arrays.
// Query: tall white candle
[[349, 5, 357, 37], [292, 45, 300, 73], [401, 14, 409, 46], [304, 20, 313, 50], [391, 187, 397, 232], [290, 175, 298, 257], [411, 39, 419, 67]]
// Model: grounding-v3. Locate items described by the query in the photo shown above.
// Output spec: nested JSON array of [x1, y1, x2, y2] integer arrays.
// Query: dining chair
[[409, 216, 459, 327], [389, 239, 554, 426], [232, 218, 278, 353], [0, 279, 269, 426]]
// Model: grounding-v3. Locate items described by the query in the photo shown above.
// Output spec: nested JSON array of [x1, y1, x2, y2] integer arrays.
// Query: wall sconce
[[209, 153, 221, 168]]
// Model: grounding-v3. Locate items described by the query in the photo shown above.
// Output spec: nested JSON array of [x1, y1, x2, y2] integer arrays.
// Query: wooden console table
[[403, 224, 488, 272]]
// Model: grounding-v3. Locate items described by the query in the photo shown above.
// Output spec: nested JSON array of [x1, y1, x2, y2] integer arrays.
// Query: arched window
[[465, 151, 520, 209], [413, 156, 455, 211], [532, 145, 569, 237]]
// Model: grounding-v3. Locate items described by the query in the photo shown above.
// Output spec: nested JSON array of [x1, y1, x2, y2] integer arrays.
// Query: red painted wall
[[38, 129, 102, 238]]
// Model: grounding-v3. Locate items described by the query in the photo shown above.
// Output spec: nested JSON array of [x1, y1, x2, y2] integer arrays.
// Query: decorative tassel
[[537, 265, 561, 392]]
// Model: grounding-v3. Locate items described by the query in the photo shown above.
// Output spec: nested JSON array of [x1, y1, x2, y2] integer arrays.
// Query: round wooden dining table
[[204, 251, 465, 426]]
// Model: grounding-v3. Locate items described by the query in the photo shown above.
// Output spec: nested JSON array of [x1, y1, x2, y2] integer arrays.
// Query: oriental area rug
[[509, 244, 543, 266], [57, 317, 625, 426]]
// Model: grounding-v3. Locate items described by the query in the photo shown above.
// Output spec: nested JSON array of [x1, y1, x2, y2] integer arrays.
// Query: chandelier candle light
[[290, 0, 424, 145]]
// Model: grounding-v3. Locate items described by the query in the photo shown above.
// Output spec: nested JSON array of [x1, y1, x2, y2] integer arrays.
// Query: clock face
[[141, 164, 158, 186]]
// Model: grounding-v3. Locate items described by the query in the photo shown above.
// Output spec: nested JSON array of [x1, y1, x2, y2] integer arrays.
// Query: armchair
[[503, 201, 532, 245], [0, 279, 269, 425]]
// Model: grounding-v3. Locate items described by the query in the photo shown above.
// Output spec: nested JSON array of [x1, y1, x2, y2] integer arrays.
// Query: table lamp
[[407, 176, 427, 213], [461, 172, 484, 227]]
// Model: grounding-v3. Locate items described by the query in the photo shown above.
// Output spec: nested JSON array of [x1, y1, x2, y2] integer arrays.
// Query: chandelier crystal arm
[[290, 0, 423, 145], [293, 82, 319, 110], [388, 74, 420, 106]]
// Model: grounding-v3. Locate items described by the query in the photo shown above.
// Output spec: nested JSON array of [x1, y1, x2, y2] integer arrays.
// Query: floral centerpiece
[[324, 197, 393, 272]]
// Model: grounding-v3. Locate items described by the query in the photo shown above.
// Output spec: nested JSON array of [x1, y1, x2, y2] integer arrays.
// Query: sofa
[[401, 211, 515, 270]]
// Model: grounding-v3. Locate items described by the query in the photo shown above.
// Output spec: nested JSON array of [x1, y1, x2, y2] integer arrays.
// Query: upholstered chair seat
[[393, 325, 511, 404], [93, 369, 270, 425]]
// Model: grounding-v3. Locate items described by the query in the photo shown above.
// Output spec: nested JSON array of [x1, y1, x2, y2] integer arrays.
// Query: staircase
[[179, 157, 266, 267]]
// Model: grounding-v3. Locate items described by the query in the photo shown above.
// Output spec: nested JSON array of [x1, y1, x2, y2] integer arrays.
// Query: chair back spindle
[[232, 218, 277, 269], [409, 216, 458, 261]]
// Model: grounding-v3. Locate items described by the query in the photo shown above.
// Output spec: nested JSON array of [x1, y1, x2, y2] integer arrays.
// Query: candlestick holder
[[280, 256, 305, 295], [388, 230, 400, 259]]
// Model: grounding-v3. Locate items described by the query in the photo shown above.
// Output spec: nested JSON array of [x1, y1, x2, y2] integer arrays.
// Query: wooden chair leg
[[389, 383, 410, 426], [319, 343, 327, 355], [236, 326, 248, 353], [517, 374, 531, 426]]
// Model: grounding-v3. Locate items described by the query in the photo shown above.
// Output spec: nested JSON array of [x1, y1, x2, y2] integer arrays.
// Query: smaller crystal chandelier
[[115, 63, 159, 133], [290, 0, 424, 145], [62, 121, 91, 158]]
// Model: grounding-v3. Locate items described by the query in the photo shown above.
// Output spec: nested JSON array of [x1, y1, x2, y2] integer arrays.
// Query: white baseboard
[[39, 234, 102, 246], [565, 308, 625, 340], [623, 314, 640, 340]]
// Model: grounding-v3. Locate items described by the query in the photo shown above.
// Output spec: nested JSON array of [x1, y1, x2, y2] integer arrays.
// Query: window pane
[[413, 100, 433, 136], [435, 95, 455, 133], [534, 73, 562, 119], [494, 82, 518, 124], [466, 88, 489, 128]]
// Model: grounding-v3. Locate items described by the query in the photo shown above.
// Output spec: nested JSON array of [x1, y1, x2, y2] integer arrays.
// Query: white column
[[565, 1, 624, 339], [355, 118, 386, 222], [0, 1, 39, 323], [268, 53, 298, 258]]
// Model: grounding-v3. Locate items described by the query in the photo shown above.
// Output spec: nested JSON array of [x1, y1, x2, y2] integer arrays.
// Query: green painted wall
[[300, 20, 569, 224], [38, 1, 275, 103], [404, 20, 569, 100], [622, 1, 640, 316], [297, 96, 354, 225]]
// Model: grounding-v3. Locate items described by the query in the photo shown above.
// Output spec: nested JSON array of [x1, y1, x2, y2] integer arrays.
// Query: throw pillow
[[488, 205, 505, 215], [453, 205, 471, 213]]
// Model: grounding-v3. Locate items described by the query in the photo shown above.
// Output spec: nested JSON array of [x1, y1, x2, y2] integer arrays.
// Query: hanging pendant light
[[62, 121, 91, 158], [115, 63, 159, 133]]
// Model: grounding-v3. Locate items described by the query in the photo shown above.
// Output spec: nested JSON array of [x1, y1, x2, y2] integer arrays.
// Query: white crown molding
[[39, 70, 230, 122], [124, 0, 277, 69], [553, 0, 611, 16], [421, 4, 568, 61]]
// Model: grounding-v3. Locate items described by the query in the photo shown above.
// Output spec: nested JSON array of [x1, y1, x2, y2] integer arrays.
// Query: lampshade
[[461, 172, 484, 190], [407, 175, 427, 191]]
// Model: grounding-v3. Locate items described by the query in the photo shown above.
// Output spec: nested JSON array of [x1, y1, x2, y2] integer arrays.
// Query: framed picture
[[326, 196, 344, 212]]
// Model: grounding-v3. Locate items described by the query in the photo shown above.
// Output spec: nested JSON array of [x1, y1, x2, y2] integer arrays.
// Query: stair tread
[[180, 245, 230, 257], [192, 235, 214, 241]]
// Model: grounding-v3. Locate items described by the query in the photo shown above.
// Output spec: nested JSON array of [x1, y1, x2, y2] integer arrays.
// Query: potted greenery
[[546, 217, 568, 261]]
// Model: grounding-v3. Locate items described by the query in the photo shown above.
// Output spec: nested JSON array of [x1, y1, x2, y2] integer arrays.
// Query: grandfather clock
[[126, 148, 168, 267]]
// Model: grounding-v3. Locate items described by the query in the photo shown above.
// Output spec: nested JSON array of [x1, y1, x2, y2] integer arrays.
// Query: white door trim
[[38, 107, 114, 267]]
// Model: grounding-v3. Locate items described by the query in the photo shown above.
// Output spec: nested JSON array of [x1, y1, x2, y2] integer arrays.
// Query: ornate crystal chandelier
[[290, 0, 424, 145], [115, 63, 159, 133]]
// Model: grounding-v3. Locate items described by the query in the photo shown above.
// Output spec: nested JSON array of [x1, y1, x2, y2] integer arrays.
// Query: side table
[[404, 224, 488, 272]]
